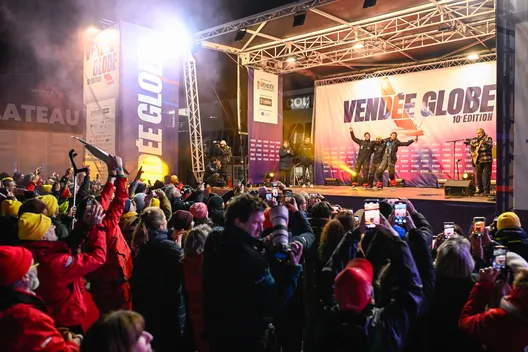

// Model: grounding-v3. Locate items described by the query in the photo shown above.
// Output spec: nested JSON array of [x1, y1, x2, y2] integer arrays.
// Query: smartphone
[[444, 222, 455, 239], [394, 201, 407, 225], [272, 187, 279, 198], [265, 193, 273, 202], [283, 190, 293, 197], [473, 217, 486, 237], [85, 198, 94, 215], [364, 199, 380, 229], [492, 247, 508, 272], [354, 215, 359, 222], [387, 198, 398, 206]]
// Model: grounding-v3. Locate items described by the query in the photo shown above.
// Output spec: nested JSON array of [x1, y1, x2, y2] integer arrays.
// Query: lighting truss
[[314, 51, 496, 86], [183, 54, 206, 182]]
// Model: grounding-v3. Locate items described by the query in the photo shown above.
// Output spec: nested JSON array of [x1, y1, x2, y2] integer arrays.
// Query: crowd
[[0, 155, 527, 352]]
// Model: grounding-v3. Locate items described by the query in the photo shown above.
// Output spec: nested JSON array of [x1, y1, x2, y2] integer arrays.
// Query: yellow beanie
[[59, 201, 69, 216], [40, 184, 53, 194], [1, 200, 22, 217], [18, 213, 52, 241], [497, 212, 522, 231], [151, 198, 160, 208], [38, 195, 58, 216]]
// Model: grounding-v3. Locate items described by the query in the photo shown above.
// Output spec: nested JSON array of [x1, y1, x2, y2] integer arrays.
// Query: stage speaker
[[325, 178, 340, 186], [444, 180, 475, 197]]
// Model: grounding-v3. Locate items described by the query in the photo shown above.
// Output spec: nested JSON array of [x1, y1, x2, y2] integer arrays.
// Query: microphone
[[457, 159, 462, 162]]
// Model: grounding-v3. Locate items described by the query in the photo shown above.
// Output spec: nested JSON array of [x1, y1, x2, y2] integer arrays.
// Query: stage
[[213, 186, 497, 235]]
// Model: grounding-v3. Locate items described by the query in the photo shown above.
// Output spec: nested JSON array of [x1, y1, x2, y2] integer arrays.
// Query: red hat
[[0, 246, 33, 287], [189, 202, 208, 220], [334, 258, 374, 313]]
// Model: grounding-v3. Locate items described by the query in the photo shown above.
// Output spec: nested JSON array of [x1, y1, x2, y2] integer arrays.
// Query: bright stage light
[[467, 53, 479, 61], [286, 56, 296, 63], [352, 41, 364, 50], [269, 172, 275, 178], [463, 173, 469, 179], [351, 171, 358, 177], [86, 27, 100, 33]]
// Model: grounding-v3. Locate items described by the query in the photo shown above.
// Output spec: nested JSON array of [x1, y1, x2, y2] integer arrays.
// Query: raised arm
[[349, 127, 362, 145]]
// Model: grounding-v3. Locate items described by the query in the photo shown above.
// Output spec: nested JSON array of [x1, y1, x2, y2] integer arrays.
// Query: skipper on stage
[[470, 128, 493, 196]]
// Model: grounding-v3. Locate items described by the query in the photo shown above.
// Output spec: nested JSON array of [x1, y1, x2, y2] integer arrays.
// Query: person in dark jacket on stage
[[375, 132, 417, 188], [279, 140, 295, 187], [315, 216, 423, 352], [131, 207, 186, 352], [202, 194, 306, 352], [368, 136, 386, 188], [349, 126, 374, 188], [298, 137, 314, 187]]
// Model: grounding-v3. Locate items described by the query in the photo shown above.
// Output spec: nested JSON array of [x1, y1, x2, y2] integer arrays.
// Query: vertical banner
[[514, 22, 528, 210], [83, 27, 120, 180], [119, 22, 179, 182], [314, 62, 497, 187], [247, 68, 283, 184]]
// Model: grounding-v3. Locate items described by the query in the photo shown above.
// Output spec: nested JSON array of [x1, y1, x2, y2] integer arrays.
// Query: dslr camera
[[269, 205, 296, 262]]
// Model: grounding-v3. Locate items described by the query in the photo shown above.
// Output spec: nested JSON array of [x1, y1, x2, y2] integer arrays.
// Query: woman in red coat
[[182, 224, 212, 352]]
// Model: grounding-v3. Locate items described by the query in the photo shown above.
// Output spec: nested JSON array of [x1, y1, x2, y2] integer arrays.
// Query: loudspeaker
[[325, 178, 340, 186], [444, 180, 475, 197]]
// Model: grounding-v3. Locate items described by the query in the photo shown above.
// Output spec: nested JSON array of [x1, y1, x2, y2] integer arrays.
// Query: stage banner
[[83, 27, 120, 180], [314, 62, 497, 187], [514, 21, 528, 210], [0, 75, 83, 134], [119, 22, 179, 182], [248, 68, 283, 184]]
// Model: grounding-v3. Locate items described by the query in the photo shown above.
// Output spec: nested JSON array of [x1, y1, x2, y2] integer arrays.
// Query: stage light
[[293, 11, 306, 27], [463, 172, 474, 180], [86, 27, 100, 33], [352, 41, 364, 50], [467, 53, 479, 60], [161, 23, 192, 56], [269, 172, 275, 178], [286, 56, 296, 63], [363, 0, 377, 9], [351, 171, 358, 177], [234, 28, 247, 42]]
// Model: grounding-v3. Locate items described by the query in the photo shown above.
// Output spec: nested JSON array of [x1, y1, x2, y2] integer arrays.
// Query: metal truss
[[194, 0, 338, 42], [183, 54, 206, 182], [241, 0, 495, 74], [315, 51, 496, 86]]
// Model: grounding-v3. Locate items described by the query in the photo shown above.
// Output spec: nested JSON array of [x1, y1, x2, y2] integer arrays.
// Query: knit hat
[[40, 184, 52, 194], [134, 193, 147, 212], [135, 182, 147, 194], [189, 202, 208, 220], [169, 210, 194, 230], [124, 199, 132, 213], [497, 212, 522, 231], [38, 195, 58, 216], [151, 198, 160, 208], [18, 212, 52, 241], [379, 200, 393, 219], [207, 195, 223, 211], [170, 175, 179, 184], [0, 246, 33, 287], [1, 200, 22, 217], [334, 258, 374, 313]]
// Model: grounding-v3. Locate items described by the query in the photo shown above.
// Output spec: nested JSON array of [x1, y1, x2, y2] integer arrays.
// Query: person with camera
[[202, 194, 306, 351], [213, 140, 232, 182]]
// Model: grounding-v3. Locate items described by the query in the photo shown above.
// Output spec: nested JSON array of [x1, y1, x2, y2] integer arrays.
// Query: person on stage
[[298, 136, 315, 188], [375, 132, 417, 188], [214, 140, 232, 181], [349, 126, 375, 188], [470, 128, 493, 196], [279, 140, 295, 187], [368, 136, 386, 188]]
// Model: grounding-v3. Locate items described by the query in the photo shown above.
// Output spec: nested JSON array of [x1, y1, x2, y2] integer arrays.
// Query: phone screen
[[354, 215, 359, 222], [272, 187, 279, 198], [444, 222, 455, 239], [364, 200, 380, 229], [492, 248, 507, 270], [86, 198, 94, 215], [265, 193, 273, 201], [283, 190, 293, 197], [473, 217, 486, 234], [394, 202, 407, 225]]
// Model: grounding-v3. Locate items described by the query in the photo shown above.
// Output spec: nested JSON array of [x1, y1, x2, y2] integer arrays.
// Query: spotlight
[[86, 27, 100, 33], [363, 0, 377, 9], [463, 172, 474, 180], [264, 172, 275, 182], [234, 28, 247, 42], [467, 53, 479, 60], [285, 56, 296, 63], [269, 172, 275, 178], [293, 11, 306, 27], [352, 41, 364, 50], [351, 171, 358, 177]]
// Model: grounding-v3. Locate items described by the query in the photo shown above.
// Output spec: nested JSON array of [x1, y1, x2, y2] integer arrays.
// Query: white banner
[[253, 69, 279, 125], [514, 22, 528, 210]]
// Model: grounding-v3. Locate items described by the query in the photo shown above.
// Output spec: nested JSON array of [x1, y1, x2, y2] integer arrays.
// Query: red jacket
[[459, 281, 528, 352], [22, 225, 107, 329], [0, 289, 79, 352], [86, 176, 133, 313], [183, 254, 209, 352]]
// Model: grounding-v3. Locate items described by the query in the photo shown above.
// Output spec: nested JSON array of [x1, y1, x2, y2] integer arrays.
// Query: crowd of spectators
[[0, 155, 527, 352]]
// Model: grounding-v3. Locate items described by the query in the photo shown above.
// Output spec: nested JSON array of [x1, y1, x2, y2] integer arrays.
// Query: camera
[[269, 205, 296, 261]]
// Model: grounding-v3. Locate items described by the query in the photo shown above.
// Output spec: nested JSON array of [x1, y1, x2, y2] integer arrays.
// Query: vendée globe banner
[[119, 22, 179, 182], [248, 68, 283, 184], [314, 62, 497, 187]]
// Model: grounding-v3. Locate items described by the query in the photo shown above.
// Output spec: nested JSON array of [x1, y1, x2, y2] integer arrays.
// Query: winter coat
[[52, 216, 69, 240], [279, 146, 295, 170], [383, 137, 415, 163], [315, 237, 423, 352], [371, 141, 386, 164], [298, 142, 314, 166], [0, 215, 19, 246], [0, 288, 79, 352], [86, 177, 133, 314], [428, 276, 483, 352], [21, 225, 107, 330], [493, 227, 528, 262], [459, 282, 528, 352], [182, 254, 209, 352], [350, 131, 375, 162], [202, 225, 303, 350], [131, 229, 185, 351], [209, 209, 224, 227]]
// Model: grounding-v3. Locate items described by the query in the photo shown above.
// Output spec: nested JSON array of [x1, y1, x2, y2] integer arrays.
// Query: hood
[[148, 229, 170, 243], [495, 227, 528, 245], [500, 287, 528, 322]]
